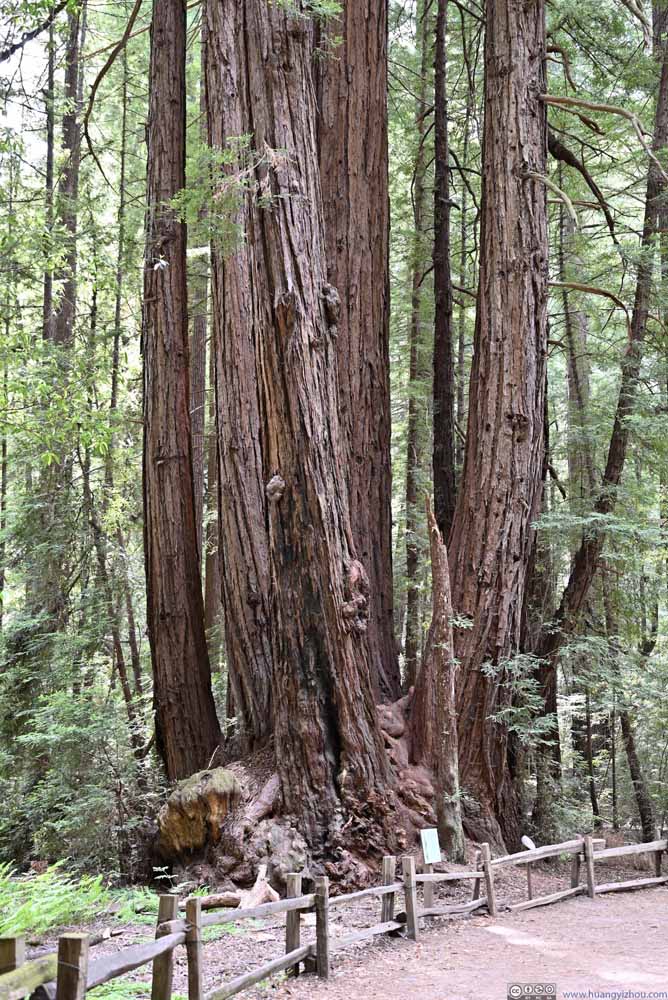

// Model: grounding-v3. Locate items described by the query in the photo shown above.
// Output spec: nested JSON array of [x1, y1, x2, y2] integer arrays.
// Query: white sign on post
[[420, 827, 442, 865]]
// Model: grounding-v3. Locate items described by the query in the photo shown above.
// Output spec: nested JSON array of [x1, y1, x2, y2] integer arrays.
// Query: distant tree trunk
[[412, 499, 464, 860], [108, 35, 143, 699], [524, 478, 562, 843], [204, 0, 396, 854], [447, 0, 549, 850], [619, 710, 656, 840], [455, 79, 472, 471], [404, 0, 431, 691], [432, 0, 456, 542], [316, 0, 399, 702], [584, 689, 601, 827], [143, 0, 220, 782], [51, 6, 84, 347], [605, 589, 656, 841], [560, 186, 596, 504], [42, 19, 55, 340], [611, 695, 618, 830]]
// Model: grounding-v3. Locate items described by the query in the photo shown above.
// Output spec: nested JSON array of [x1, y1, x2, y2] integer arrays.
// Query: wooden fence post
[[471, 850, 481, 901], [571, 849, 581, 889], [56, 933, 90, 1000], [0, 937, 25, 976], [526, 862, 533, 901], [422, 862, 434, 909], [314, 876, 330, 980], [402, 856, 419, 942], [381, 856, 396, 923], [584, 835, 596, 898], [481, 843, 497, 917], [285, 873, 302, 977], [655, 847, 663, 877], [185, 896, 203, 1000], [151, 894, 179, 1000]]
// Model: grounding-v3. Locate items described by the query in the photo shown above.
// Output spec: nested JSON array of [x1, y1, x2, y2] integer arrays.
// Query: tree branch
[[542, 94, 668, 185], [0, 1, 67, 64], [549, 280, 631, 336], [548, 131, 618, 244]]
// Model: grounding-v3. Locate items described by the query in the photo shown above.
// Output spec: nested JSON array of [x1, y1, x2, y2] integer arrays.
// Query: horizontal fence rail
[[1, 832, 666, 1000]]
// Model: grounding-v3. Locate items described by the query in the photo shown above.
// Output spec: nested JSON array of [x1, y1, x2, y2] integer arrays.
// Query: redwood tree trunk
[[143, 0, 220, 782], [432, 0, 456, 542], [203, 4, 273, 748], [447, 0, 549, 850], [404, 0, 431, 691], [204, 0, 395, 855], [316, 0, 399, 702]]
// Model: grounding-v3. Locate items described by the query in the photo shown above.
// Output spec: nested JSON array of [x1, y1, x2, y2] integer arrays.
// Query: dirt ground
[[270, 888, 668, 1000]]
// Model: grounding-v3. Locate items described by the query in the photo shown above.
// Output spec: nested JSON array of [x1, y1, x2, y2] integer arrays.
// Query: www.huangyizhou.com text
[[562, 991, 668, 998]]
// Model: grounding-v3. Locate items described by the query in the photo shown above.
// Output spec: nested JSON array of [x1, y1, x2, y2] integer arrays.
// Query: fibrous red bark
[[204, 0, 395, 855], [447, 0, 549, 850], [316, 0, 399, 702], [143, 0, 220, 782]]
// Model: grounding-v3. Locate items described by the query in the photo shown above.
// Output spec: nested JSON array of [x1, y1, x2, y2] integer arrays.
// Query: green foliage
[[482, 655, 560, 750], [171, 139, 252, 255], [270, 0, 342, 20], [0, 862, 109, 935]]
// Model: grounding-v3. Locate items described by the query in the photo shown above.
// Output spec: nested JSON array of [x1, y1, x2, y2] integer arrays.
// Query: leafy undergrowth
[[0, 861, 110, 935]]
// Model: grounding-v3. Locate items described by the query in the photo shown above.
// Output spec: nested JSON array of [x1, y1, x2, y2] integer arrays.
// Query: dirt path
[[271, 888, 668, 1000]]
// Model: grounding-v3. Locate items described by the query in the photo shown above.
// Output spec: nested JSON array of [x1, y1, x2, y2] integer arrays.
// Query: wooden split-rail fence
[[1, 834, 666, 1000]]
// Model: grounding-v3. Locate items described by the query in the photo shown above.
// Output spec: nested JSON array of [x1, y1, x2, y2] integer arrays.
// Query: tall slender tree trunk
[[445, 0, 549, 850], [455, 80, 472, 472], [404, 0, 431, 691], [107, 32, 143, 699], [432, 0, 456, 542], [604, 590, 656, 840], [316, 0, 399, 702], [143, 0, 220, 782], [204, 0, 395, 855]]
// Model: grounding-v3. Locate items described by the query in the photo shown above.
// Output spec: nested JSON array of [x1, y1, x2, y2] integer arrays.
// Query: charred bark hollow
[[143, 0, 220, 782], [316, 0, 400, 702], [204, 0, 395, 856], [448, 0, 549, 851]]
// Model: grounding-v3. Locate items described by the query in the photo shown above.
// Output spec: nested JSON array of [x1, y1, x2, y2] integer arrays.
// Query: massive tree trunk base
[[157, 693, 489, 890]]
